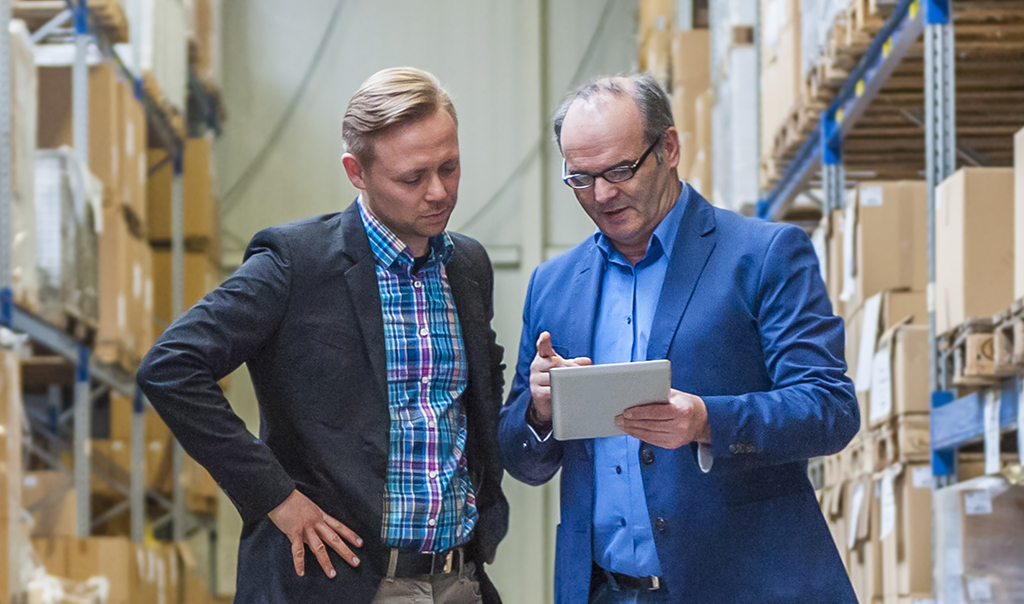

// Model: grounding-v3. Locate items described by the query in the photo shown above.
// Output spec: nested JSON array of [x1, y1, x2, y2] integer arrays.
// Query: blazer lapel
[[564, 243, 605, 360], [646, 187, 719, 362], [337, 203, 388, 399]]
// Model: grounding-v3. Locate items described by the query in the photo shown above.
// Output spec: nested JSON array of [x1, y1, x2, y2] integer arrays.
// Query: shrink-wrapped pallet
[[9, 20, 39, 311]]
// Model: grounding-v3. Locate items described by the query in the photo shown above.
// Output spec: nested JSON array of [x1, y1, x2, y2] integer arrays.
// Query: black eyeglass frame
[[560, 135, 663, 190]]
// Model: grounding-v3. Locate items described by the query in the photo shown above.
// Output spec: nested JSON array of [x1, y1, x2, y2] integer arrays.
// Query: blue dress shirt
[[589, 193, 689, 577]]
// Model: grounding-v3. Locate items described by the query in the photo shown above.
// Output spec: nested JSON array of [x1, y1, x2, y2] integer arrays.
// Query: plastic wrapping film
[[934, 476, 1024, 604], [115, 0, 189, 112], [800, 0, 848, 77], [9, 21, 39, 311], [33, 149, 102, 329]]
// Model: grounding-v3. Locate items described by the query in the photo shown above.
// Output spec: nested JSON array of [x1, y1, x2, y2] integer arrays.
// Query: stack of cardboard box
[[2, 352, 26, 600], [758, 0, 802, 179], [813, 181, 934, 603]]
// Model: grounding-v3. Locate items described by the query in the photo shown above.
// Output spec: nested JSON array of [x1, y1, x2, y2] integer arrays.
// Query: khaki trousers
[[370, 561, 482, 604]]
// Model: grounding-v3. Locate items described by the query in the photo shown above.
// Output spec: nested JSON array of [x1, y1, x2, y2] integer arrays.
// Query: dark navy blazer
[[138, 202, 509, 603], [499, 185, 859, 604]]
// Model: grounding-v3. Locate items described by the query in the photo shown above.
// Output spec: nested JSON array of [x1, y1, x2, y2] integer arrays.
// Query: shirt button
[[428, 421, 437, 428], [626, 317, 632, 325], [429, 470, 439, 479], [427, 518, 436, 527], [655, 517, 667, 532], [413, 281, 423, 288], [620, 518, 627, 527], [419, 327, 429, 337], [421, 376, 430, 384], [615, 466, 622, 475], [641, 449, 655, 465]]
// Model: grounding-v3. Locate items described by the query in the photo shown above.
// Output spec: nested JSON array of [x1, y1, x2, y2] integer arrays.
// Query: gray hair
[[552, 73, 674, 163]]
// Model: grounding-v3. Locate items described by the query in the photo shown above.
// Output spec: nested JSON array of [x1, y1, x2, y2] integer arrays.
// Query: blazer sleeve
[[136, 228, 297, 523], [497, 268, 565, 486], [701, 224, 859, 468]]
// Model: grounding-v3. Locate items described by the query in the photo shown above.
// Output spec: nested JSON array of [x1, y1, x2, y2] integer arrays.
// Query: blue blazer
[[498, 186, 859, 604]]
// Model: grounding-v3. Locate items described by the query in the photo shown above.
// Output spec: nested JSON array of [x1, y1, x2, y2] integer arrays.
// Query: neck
[[616, 179, 683, 266]]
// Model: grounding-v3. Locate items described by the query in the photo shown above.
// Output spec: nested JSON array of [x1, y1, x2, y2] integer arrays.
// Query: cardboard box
[[641, 29, 672, 89], [152, 249, 220, 337], [881, 462, 933, 603], [639, 0, 675, 41], [868, 324, 930, 427], [671, 89, 694, 180], [90, 440, 132, 499], [759, 0, 802, 159], [96, 205, 139, 368], [32, 537, 69, 578], [67, 537, 132, 604], [147, 138, 217, 242], [935, 168, 1015, 335], [22, 472, 77, 537], [118, 81, 148, 226], [846, 182, 929, 312], [37, 61, 122, 199], [847, 475, 884, 603], [1015, 128, 1024, 300], [870, 414, 930, 473], [670, 30, 710, 92], [129, 235, 155, 361], [934, 477, 1024, 603]]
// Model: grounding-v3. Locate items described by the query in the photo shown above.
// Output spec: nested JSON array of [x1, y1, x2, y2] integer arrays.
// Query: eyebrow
[[568, 158, 633, 176]]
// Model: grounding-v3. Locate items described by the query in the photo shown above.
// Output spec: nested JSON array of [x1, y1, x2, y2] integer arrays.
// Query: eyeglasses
[[561, 136, 662, 190]]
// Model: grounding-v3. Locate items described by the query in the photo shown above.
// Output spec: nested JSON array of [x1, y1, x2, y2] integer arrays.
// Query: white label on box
[[855, 293, 883, 392], [840, 201, 857, 303], [134, 263, 144, 300], [848, 482, 866, 550], [935, 185, 945, 211], [927, 282, 935, 313], [869, 345, 893, 422], [964, 490, 993, 515], [126, 121, 136, 157], [879, 468, 896, 540], [118, 294, 127, 330], [912, 466, 932, 489], [145, 278, 153, 312], [984, 389, 1001, 475], [112, 440, 124, 451], [148, 549, 157, 582], [860, 186, 884, 207], [966, 577, 993, 600], [23, 475, 37, 488]]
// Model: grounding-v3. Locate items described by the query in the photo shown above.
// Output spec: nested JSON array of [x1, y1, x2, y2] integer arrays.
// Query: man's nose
[[593, 177, 617, 203], [425, 172, 446, 201]]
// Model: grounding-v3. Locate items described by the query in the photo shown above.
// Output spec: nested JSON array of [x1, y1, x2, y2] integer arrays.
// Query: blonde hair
[[342, 67, 458, 165]]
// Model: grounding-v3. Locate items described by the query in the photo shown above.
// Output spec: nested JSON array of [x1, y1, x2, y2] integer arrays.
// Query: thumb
[[572, 357, 593, 366], [536, 331, 558, 359]]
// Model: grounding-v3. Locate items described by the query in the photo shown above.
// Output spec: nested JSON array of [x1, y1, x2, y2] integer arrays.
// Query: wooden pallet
[[13, 0, 129, 44], [762, 0, 1024, 191], [141, 72, 187, 142], [992, 298, 1024, 375], [938, 317, 1012, 388]]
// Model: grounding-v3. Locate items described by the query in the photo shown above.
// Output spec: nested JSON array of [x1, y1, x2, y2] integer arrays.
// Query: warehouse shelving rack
[[755, 0, 1024, 594], [0, 0, 220, 549]]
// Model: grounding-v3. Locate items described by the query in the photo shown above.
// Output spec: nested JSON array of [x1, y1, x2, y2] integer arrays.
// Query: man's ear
[[662, 127, 681, 171], [342, 153, 368, 190]]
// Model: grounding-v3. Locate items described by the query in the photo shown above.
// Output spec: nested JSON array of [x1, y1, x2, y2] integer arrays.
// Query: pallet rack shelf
[[1, 0, 220, 554]]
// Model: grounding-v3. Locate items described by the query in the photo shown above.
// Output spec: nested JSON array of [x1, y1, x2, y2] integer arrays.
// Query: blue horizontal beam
[[7, 302, 137, 397], [760, 0, 924, 221], [931, 376, 1021, 451]]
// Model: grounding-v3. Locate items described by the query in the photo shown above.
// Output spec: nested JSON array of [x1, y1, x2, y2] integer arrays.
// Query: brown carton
[[152, 249, 220, 338], [22, 471, 76, 537], [32, 537, 69, 577], [148, 138, 217, 242], [670, 30, 710, 92], [1015, 128, 1024, 300], [881, 462, 933, 603], [118, 81, 148, 226], [847, 182, 929, 312], [67, 537, 132, 604], [867, 324, 930, 428], [935, 168, 1015, 335]]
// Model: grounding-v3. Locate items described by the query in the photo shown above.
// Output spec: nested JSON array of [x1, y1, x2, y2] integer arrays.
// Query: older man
[[138, 67, 508, 604], [499, 73, 859, 603]]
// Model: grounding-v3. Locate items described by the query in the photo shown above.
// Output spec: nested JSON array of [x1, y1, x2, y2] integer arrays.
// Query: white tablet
[[549, 359, 672, 441]]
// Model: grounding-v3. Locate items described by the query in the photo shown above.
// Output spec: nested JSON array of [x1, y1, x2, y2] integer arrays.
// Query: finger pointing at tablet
[[529, 332, 591, 424]]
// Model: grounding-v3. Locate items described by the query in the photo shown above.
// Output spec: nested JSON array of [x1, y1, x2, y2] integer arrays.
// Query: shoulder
[[711, 207, 809, 255]]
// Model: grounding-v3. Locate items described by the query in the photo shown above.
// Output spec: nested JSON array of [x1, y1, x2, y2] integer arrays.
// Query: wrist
[[526, 399, 552, 433]]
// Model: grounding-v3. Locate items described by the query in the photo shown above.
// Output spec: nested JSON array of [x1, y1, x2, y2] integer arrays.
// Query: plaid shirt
[[358, 200, 477, 552]]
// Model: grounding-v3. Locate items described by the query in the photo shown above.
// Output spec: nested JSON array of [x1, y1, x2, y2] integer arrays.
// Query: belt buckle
[[649, 576, 660, 591], [442, 550, 454, 574]]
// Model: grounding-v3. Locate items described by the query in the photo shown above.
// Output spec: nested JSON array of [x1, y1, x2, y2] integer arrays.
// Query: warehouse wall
[[215, 1, 637, 602]]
